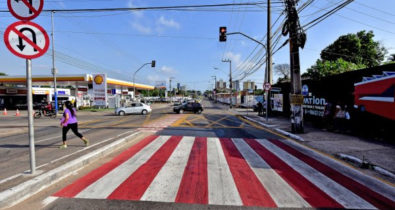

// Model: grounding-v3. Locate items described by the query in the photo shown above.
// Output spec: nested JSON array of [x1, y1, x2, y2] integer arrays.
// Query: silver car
[[115, 103, 152, 116]]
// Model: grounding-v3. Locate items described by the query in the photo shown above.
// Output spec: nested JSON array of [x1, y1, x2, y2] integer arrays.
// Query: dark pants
[[62, 123, 83, 141]]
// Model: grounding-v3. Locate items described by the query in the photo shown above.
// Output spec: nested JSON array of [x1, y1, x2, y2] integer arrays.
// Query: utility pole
[[265, 0, 273, 121], [222, 59, 232, 108], [169, 77, 174, 102], [51, 11, 58, 114], [212, 75, 217, 101], [284, 0, 306, 133]]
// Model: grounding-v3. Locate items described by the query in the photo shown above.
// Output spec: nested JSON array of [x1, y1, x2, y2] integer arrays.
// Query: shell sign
[[92, 74, 107, 106], [94, 75, 104, 85]]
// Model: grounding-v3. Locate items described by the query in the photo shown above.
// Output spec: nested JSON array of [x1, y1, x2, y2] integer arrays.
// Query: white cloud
[[130, 22, 151, 34], [160, 66, 177, 74], [128, 0, 144, 18], [146, 74, 162, 83], [157, 16, 180, 29], [224, 51, 242, 66]]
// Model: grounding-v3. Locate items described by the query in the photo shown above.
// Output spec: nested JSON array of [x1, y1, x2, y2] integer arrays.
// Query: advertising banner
[[92, 74, 107, 106], [272, 94, 283, 112]]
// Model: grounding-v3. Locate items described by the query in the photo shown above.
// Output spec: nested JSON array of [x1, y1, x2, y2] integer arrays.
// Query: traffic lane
[[159, 113, 280, 140], [0, 110, 168, 185]]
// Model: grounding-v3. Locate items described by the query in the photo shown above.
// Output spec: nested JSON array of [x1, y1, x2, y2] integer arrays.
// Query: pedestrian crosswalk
[[53, 135, 395, 209]]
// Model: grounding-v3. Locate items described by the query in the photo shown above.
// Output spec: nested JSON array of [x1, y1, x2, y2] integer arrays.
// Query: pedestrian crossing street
[[53, 135, 395, 209]]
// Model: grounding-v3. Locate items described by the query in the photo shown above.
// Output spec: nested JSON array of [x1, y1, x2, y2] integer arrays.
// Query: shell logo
[[94, 75, 104, 85]]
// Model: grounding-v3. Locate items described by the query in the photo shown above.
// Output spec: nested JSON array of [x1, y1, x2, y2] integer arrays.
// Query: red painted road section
[[108, 136, 183, 200], [243, 138, 343, 208], [53, 136, 394, 208], [54, 135, 159, 197], [175, 137, 208, 204], [269, 139, 395, 210], [219, 138, 276, 207]]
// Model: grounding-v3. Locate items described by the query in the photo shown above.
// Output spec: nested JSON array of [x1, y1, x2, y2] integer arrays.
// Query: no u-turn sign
[[4, 21, 49, 59]]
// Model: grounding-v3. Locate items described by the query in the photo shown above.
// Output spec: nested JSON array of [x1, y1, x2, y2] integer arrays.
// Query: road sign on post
[[5, 0, 47, 175], [8, 0, 44, 21], [4, 21, 50, 59], [264, 82, 271, 91]]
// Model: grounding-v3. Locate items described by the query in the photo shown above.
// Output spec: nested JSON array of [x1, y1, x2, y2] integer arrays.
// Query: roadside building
[[216, 79, 226, 90], [0, 74, 154, 110], [243, 80, 255, 91]]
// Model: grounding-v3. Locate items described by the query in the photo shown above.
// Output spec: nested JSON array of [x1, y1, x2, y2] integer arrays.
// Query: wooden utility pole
[[284, 0, 306, 133]]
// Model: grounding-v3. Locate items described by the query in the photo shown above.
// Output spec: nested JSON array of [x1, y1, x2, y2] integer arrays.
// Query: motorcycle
[[34, 109, 57, 119]]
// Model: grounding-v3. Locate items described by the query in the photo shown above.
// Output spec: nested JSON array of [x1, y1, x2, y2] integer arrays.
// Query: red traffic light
[[219, 26, 227, 42]]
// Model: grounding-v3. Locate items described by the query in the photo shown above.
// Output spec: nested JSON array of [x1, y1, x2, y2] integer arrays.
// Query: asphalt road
[[0, 104, 171, 191], [5, 100, 395, 209]]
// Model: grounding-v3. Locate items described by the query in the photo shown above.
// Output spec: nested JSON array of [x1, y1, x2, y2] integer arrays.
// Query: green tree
[[0, 72, 7, 76], [320, 30, 386, 67], [305, 58, 366, 80], [388, 53, 395, 62]]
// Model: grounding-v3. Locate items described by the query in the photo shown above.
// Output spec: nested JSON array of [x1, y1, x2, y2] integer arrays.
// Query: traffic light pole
[[133, 61, 155, 100], [266, 0, 272, 122], [285, 0, 304, 133]]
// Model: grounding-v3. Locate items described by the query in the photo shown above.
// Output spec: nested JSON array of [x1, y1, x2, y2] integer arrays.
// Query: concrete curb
[[242, 116, 305, 142], [0, 131, 141, 209], [337, 153, 395, 180]]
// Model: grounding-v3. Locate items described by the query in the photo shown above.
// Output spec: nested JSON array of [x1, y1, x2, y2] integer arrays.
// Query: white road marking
[[76, 135, 170, 199], [41, 196, 58, 207], [232, 138, 310, 208], [256, 139, 377, 209], [141, 136, 195, 202], [207, 137, 242, 206]]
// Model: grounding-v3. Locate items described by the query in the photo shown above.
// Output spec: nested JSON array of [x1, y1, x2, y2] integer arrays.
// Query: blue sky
[[0, 0, 394, 91]]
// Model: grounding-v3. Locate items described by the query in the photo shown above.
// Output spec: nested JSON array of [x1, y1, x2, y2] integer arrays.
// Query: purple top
[[63, 108, 78, 126]]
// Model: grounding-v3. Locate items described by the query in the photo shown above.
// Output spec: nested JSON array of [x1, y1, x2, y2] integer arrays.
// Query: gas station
[[0, 74, 155, 110]]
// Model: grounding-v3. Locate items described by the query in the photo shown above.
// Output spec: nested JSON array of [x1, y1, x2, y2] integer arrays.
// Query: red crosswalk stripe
[[53, 135, 159, 197], [53, 136, 394, 208], [220, 138, 276, 207], [269, 139, 395, 209], [107, 136, 183, 200], [175, 137, 208, 204], [243, 138, 343, 208]]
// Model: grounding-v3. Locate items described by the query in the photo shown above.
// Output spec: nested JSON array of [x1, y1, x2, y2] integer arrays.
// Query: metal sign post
[[5, 0, 47, 175], [26, 59, 36, 174]]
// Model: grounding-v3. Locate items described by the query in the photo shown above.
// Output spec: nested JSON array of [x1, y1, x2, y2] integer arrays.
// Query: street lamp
[[133, 60, 156, 100]]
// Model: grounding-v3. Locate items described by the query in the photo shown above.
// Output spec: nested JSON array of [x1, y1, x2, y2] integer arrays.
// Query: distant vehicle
[[115, 103, 152, 116], [174, 102, 203, 114]]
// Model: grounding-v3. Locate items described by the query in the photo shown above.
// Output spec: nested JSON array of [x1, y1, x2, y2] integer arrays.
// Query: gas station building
[[0, 74, 154, 109]]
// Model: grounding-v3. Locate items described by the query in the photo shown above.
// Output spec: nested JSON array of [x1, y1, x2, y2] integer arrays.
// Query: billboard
[[92, 74, 107, 106]]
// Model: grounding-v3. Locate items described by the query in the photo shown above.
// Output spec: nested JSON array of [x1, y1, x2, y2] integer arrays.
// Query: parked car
[[115, 103, 152, 116], [174, 102, 203, 114]]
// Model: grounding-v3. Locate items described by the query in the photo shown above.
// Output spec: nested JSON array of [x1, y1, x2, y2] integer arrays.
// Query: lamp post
[[133, 60, 155, 100]]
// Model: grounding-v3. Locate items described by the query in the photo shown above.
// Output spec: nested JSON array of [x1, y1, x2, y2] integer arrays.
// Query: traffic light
[[219, 26, 227, 42], [151, 60, 156, 68]]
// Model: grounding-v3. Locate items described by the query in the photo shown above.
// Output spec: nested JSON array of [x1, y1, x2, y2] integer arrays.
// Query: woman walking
[[60, 101, 88, 149]]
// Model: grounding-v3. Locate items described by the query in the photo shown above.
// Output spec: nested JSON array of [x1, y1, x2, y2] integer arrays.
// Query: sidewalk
[[234, 108, 395, 184]]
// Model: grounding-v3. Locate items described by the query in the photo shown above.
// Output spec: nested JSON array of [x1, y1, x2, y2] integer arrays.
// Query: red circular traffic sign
[[264, 82, 271, 91], [4, 21, 50, 59], [7, 0, 44, 21]]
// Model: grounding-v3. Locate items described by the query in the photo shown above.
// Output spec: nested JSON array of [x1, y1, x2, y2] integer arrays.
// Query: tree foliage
[[388, 53, 395, 62], [0, 72, 7, 76], [305, 58, 366, 80], [320, 30, 386, 67]]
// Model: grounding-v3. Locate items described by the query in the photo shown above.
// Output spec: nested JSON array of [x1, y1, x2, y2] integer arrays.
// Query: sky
[[0, 0, 394, 91]]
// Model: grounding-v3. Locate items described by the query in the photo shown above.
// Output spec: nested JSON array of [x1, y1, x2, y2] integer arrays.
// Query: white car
[[115, 103, 152, 116]]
